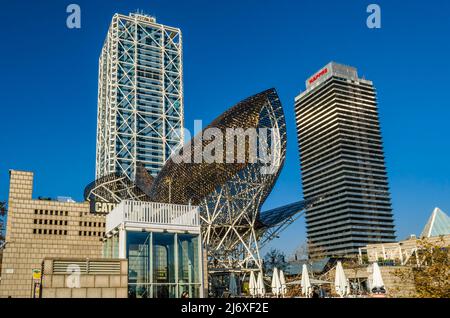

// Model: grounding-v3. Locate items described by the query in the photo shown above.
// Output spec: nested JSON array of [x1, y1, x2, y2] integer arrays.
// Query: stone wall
[[0, 170, 106, 298], [41, 258, 128, 298]]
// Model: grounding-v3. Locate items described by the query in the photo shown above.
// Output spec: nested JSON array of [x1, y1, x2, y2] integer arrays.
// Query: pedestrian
[[181, 291, 189, 298]]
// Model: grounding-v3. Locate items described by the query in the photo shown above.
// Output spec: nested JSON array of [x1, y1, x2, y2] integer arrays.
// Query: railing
[[106, 200, 200, 233]]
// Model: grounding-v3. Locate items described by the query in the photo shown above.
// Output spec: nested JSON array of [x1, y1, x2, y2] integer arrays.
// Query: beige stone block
[[52, 275, 64, 288], [101, 288, 116, 298], [72, 288, 87, 298], [86, 288, 102, 298], [109, 275, 121, 288], [94, 275, 109, 288], [116, 288, 128, 298], [120, 260, 128, 274], [80, 275, 95, 288], [120, 275, 128, 287], [42, 288, 56, 298], [55, 288, 72, 298]]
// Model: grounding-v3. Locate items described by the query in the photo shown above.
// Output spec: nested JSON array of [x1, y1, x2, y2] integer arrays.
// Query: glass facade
[[103, 232, 120, 258], [126, 231, 201, 298]]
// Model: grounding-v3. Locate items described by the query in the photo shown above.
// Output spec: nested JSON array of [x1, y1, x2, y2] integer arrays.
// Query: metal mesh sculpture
[[84, 172, 151, 210], [148, 88, 287, 272]]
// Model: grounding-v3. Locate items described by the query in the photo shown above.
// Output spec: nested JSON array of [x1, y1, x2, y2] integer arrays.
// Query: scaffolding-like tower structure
[[96, 13, 184, 181]]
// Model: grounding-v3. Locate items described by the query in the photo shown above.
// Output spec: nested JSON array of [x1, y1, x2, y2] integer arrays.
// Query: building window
[[126, 231, 201, 298], [64, 230, 67, 235], [33, 229, 37, 234]]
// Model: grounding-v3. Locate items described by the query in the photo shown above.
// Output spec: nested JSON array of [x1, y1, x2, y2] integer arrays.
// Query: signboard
[[32, 269, 42, 298], [32, 269, 41, 280], [308, 67, 329, 86], [89, 201, 117, 214]]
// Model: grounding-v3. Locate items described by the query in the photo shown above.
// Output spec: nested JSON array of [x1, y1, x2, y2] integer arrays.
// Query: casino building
[[295, 62, 396, 257]]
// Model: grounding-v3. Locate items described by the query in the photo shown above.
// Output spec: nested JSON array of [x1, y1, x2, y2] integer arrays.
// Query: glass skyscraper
[[96, 13, 184, 180], [295, 62, 396, 257]]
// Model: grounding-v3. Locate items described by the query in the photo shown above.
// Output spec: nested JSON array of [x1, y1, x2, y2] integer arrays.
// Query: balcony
[[106, 200, 200, 233]]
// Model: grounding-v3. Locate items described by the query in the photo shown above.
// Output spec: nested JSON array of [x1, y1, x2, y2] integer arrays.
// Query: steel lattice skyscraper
[[96, 13, 183, 180], [295, 62, 396, 257]]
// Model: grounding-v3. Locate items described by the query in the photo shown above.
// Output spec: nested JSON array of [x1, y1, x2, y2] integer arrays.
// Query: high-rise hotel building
[[295, 62, 396, 257], [96, 13, 184, 180]]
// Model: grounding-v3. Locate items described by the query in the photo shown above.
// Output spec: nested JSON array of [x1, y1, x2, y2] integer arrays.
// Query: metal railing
[[106, 200, 200, 233]]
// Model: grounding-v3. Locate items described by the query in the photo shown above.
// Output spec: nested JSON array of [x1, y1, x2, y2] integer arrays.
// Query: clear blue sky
[[0, 0, 449, 256]]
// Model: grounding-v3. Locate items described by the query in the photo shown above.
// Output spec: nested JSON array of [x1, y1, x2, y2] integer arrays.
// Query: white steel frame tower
[[96, 13, 184, 181]]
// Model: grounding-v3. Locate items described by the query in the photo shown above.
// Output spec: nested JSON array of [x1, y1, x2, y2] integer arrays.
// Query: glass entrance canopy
[[127, 231, 201, 298], [103, 200, 204, 298]]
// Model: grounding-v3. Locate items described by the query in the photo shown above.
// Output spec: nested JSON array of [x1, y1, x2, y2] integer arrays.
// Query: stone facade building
[[41, 258, 127, 298], [0, 170, 106, 298]]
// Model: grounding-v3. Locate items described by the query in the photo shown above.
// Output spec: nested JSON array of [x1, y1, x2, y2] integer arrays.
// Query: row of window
[[34, 219, 68, 226], [79, 221, 105, 228], [34, 209, 69, 216], [79, 231, 103, 237], [33, 229, 67, 235]]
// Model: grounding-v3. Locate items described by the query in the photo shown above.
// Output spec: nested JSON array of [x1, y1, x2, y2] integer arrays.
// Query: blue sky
[[0, 0, 449, 255]]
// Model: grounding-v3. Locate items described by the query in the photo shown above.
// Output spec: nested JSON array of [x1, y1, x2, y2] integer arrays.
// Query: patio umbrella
[[271, 267, 281, 297], [257, 271, 266, 297], [371, 262, 385, 292], [279, 270, 287, 297], [249, 271, 257, 297], [301, 264, 311, 297], [229, 273, 238, 296], [334, 261, 349, 297]]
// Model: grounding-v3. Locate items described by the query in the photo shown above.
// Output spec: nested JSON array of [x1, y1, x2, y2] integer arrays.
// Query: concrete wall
[[41, 258, 128, 298]]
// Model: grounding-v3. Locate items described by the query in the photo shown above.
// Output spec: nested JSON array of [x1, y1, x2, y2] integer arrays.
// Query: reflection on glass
[[128, 284, 150, 299], [125, 231, 201, 298], [127, 232, 151, 285]]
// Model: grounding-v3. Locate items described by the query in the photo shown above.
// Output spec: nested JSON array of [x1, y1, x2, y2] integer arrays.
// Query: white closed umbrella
[[334, 261, 349, 297], [271, 267, 282, 297], [372, 262, 385, 291], [279, 270, 287, 297], [229, 273, 238, 296], [249, 271, 257, 297], [301, 264, 311, 297], [257, 271, 266, 297]]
